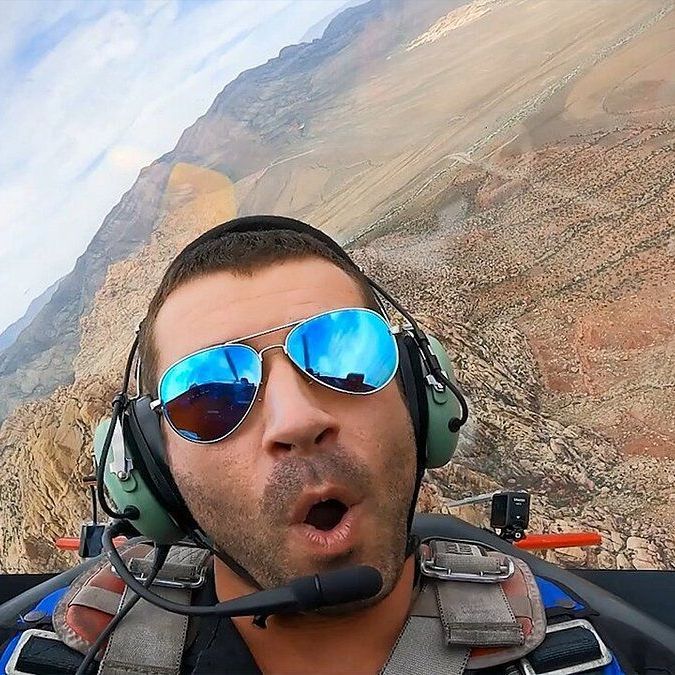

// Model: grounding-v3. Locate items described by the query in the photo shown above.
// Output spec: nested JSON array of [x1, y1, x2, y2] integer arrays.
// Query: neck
[[214, 557, 416, 675]]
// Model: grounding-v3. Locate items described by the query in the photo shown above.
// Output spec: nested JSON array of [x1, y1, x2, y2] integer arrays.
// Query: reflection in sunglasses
[[158, 308, 398, 443]]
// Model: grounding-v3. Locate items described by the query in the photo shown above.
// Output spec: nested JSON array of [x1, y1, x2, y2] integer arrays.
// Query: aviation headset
[[94, 215, 469, 552]]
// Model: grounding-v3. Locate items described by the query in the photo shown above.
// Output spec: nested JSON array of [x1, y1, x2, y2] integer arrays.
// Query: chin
[[312, 593, 385, 617], [285, 548, 358, 583], [303, 548, 404, 607]]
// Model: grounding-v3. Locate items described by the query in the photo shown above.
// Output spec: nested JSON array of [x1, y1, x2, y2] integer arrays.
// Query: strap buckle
[[114, 557, 206, 589], [420, 539, 514, 584], [519, 619, 613, 675]]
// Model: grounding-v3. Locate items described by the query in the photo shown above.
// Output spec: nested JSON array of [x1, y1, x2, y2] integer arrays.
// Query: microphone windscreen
[[316, 565, 383, 606]]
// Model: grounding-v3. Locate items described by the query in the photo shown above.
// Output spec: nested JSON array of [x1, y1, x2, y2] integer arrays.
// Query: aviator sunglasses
[[150, 307, 400, 443]]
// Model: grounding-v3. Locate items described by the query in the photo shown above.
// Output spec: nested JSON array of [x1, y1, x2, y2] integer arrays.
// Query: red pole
[[515, 532, 602, 551], [55, 536, 126, 551]]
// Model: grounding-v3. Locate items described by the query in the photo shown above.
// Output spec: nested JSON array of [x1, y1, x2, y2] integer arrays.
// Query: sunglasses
[[150, 307, 400, 444]]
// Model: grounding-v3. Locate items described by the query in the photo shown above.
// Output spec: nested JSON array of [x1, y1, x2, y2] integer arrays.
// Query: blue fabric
[[0, 635, 20, 674], [603, 657, 626, 674], [0, 586, 68, 674], [31, 586, 68, 616], [535, 575, 585, 611], [535, 576, 625, 674]]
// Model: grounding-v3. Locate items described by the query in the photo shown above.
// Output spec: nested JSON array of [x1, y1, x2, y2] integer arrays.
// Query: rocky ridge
[[348, 121, 675, 569], [0, 162, 172, 425]]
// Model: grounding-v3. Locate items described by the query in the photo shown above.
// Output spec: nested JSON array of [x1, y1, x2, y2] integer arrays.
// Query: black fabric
[[15, 635, 84, 675], [591, 614, 675, 675], [572, 570, 675, 631], [181, 567, 260, 675], [0, 575, 58, 606], [527, 627, 601, 672]]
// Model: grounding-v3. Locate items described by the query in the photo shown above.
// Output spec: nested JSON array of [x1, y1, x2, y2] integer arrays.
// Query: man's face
[[153, 256, 417, 598]]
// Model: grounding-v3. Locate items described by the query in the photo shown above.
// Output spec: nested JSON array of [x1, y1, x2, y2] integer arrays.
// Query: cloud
[[0, 0, 352, 332]]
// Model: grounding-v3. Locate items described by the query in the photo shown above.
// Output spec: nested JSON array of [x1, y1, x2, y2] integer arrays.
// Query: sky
[[0, 0, 353, 335]]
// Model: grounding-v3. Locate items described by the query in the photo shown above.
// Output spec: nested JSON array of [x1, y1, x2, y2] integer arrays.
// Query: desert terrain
[[0, 0, 673, 572]]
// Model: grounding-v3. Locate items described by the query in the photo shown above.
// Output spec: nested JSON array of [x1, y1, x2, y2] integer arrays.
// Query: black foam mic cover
[[291, 566, 383, 610]]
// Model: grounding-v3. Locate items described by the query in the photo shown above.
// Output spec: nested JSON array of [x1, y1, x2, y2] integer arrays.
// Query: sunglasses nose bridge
[[257, 342, 287, 360], [257, 342, 307, 384]]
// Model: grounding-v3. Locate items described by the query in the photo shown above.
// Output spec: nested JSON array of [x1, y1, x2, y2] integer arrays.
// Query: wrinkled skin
[[153, 257, 417, 603]]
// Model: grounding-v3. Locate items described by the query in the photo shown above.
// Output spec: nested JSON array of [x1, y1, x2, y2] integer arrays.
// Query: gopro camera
[[490, 491, 530, 541]]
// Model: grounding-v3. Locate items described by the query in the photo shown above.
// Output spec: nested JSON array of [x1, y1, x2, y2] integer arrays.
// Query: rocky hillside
[[0, 163, 172, 424], [0, 0, 441, 426], [0, 163, 237, 572], [1, 0, 673, 572], [345, 0, 675, 567], [349, 123, 675, 568]]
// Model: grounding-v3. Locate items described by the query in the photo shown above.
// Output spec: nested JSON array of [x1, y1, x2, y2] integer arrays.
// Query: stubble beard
[[175, 438, 416, 609]]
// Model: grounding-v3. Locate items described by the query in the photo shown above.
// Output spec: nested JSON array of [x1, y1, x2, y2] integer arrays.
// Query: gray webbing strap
[[380, 616, 470, 675], [97, 585, 190, 675], [70, 586, 123, 616], [421, 539, 524, 648], [98, 546, 210, 675], [436, 580, 524, 646], [380, 583, 470, 675]]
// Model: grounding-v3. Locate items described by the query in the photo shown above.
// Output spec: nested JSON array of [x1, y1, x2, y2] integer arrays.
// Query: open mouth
[[303, 498, 349, 531], [290, 488, 361, 554]]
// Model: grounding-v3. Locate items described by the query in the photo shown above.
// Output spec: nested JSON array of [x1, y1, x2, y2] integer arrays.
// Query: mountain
[[0, 279, 61, 355], [300, 1, 368, 42], [0, 162, 172, 424], [0, 0, 412, 426], [0, 0, 673, 573]]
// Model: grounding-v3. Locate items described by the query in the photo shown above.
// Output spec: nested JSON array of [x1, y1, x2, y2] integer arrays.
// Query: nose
[[259, 349, 339, 456]]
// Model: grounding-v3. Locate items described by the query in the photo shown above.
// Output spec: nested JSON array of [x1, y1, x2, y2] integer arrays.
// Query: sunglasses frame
[[150, 306, 400, 444]]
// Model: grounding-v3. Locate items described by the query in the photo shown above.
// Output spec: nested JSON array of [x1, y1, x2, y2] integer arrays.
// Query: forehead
[[153, 257, 369, 375]]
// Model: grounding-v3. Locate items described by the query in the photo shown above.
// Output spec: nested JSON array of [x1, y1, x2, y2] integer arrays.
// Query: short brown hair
[[138, 228, 381, 395]]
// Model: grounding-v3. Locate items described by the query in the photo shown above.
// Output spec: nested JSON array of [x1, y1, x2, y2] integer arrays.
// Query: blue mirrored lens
[[286, 309, 398, 393], [159, 344, 261, 442]]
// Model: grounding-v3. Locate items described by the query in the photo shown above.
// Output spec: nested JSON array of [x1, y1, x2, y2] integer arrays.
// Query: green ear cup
[[94, 418, 184, 543], [423, 335, 462, 468]]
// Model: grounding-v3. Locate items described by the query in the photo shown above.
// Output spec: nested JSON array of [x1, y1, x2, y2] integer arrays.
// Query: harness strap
[[97, 546, 209, 675], [436, 579, 523, 646], [380, 546, 525, 675], [419, 540, 525, 648], [97, 585, 190, 675], [405, 539, 550, 671], [379, 614, 469, 675], [69, 587, 122, 616]]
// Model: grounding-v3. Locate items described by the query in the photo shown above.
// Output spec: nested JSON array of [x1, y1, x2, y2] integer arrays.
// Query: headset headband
[[180, 215, 360, 270]]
